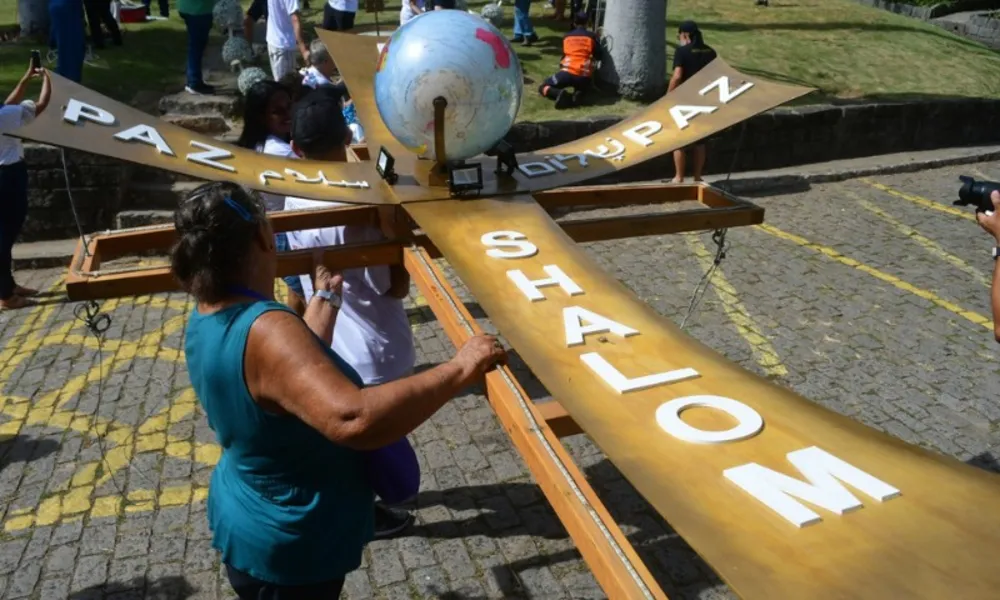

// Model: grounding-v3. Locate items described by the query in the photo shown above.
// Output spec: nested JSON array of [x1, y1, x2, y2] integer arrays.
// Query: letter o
[[656, 395, 763, 444]]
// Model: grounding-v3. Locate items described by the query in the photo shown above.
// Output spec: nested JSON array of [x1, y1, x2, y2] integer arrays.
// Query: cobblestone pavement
[[1, 161, 1000, 600]]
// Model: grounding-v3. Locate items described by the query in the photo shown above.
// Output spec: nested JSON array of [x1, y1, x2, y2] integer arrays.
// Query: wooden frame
[[64, 181, 762, 301]]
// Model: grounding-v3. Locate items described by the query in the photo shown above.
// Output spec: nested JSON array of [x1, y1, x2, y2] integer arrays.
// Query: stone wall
[[22, 144, 132, 242], [504, 97, 1000, 183], [854, 0, 1000, 19], [967, 11, 1000, 46]]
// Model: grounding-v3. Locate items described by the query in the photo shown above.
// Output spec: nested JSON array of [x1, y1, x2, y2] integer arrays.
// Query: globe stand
[[431, 95, 485, 198]]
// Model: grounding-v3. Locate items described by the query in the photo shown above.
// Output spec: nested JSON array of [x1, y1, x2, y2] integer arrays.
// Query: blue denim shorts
[[274, 232, 305, 298]]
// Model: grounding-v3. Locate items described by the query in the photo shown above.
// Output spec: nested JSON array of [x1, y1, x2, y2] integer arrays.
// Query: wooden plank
[[66, 240, 403, 301], [534, 183, 706, 209], [403, 246, 667, 600], [561, 206, 763, 244], [405, 193, 1000, 600], [96, 205, 380, 260]]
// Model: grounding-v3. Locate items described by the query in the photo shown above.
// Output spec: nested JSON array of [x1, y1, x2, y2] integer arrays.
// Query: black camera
[[955, 176, 1000, 213]]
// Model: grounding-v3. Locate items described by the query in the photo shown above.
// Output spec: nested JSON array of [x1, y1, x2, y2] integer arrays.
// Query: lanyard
[[228, 286, 270, 303]]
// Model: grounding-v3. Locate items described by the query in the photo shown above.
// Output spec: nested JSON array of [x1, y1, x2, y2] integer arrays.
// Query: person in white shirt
[[323, 0, 357, 31], [301, 39, 365, 144], [400, 0, 423, 24], [0, 63, 50, 311], [284, 88, 417, 539], [266, 0, 309, 81], [235, 80, 308, 316]]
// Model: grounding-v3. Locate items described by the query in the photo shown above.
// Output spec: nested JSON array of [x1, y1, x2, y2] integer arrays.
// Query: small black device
[[448, 161, 483, 197], [955, 176, 1000, 213], [375, 146, 398, 185], [30, 50, 41, 70], [489, 140, 519, 178]]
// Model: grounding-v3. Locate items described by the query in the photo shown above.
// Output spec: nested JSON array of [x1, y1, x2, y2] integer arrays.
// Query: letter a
[[564, 306, 638, 347]]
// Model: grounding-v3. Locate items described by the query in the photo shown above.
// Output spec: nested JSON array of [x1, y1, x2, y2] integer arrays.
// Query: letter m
[[723, 446, 901, 528]]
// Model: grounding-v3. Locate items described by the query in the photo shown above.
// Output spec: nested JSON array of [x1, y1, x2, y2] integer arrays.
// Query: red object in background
[[119, 6, 147, 23]]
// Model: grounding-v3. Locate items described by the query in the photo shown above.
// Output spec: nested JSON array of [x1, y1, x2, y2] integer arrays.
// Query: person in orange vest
[[537, 11, 601, 109]]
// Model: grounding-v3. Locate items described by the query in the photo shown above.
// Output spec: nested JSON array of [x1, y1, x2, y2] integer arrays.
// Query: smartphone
[[30, 50, 40, 70]]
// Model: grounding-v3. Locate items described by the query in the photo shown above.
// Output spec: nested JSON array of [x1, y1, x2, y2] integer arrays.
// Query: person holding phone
[[0, 62, 51, 310]]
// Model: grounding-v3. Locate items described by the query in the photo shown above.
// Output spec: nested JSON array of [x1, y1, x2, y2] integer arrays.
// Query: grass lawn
[[1, 0, 1000, 123]]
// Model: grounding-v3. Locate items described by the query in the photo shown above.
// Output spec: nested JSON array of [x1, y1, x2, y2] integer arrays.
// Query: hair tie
[[224, 196, 255, 222]]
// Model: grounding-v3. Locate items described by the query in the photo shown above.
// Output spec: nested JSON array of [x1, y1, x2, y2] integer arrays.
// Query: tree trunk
[[18, 0, 50, 39], [597, 0, 667, 102]]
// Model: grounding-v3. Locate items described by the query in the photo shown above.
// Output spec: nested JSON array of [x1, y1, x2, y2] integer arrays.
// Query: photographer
[[976, 189, 1000, 342], [0, 62, 51, 311]]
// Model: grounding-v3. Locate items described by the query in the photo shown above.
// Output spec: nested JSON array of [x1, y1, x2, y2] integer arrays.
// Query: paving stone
[[6, 563, 40, 598]]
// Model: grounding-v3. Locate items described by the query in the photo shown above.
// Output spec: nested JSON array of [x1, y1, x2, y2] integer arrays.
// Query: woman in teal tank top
[[171, 182, 505, 598]]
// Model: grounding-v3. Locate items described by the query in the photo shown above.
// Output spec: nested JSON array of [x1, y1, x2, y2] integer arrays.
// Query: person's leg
[[672, 148, 686, 183], [323, 4, 337, 30], [511, 0, 524, 41], [515, 0, 536, 43], [343, 10, 355, 30], [100, 0, 122, 46], [0, 163, 32, 309], [82, 0, 105, 49], [691, 144, 707, 182], [184, 13, 215, 93], [225, 563, 346, 599], [158, 0, 169, 16], [51, 0, 86, 82], [539, 71, 574, 109]]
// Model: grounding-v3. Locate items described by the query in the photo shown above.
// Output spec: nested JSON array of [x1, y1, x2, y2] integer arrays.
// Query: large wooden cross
[[12, 27, 1000, 600]]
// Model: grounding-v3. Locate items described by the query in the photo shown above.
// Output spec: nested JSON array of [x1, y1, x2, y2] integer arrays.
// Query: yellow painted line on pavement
[[756, 224, 993, 330], [850, 192, 991, 288], [860, 178, 974, 221], [685, 236, 787, 378], [3, 483, 210, 532]]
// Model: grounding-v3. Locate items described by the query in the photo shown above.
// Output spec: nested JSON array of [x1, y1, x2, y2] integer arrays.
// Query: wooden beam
[[533, 182, 705, 210], [403, 246, 667, 600], [96, 205, 380, 260], [561, 206, 764, 243], [65, 239, 404, 301]]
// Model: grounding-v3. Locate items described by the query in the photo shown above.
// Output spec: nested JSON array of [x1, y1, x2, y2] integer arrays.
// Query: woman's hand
[[312, 250, 343, 295], [452, 335, 506, 382]]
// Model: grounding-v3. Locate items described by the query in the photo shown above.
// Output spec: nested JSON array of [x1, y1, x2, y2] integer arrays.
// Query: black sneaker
[[523, 33, 538, 46], [554, 89, 573, 110], [373, 502, 414, 540], [185, 83, 215, 95]]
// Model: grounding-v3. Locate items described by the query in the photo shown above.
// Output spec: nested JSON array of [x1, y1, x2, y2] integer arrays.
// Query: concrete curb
[[12, 146, 1000, 270]]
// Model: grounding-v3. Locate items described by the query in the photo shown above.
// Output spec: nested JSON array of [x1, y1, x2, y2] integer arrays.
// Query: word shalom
[[60, 99, 370, 190], [482, 231, 902, 528], [518, 75, 753, 178]]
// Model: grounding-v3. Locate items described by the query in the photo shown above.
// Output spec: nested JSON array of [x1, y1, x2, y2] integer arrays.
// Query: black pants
[[225, 564, 345, 599], [539, 70, 591, 99], [0, 162, 29, 300], [323, 6, 355, 31], [143, 0, 169, 17], [83, 0, 122, 48]]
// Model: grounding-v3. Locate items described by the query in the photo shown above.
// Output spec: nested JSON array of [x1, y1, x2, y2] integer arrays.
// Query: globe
[[373, 10, 523, 163]]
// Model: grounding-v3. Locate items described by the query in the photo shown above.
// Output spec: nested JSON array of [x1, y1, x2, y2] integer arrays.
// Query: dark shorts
[[225, 563, 345, 600], [323, 6, 355, 30]]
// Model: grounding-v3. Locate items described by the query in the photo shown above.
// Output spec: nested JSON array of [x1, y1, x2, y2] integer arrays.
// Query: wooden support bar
[[534, 182, 704, 209], [561, 206, 764, 243], [403, 246, 667, 600], [65, 239, 404, 301], [96, 205, 380, 260]]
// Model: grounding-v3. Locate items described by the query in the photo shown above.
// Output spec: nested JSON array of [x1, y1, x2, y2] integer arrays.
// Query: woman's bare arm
[[245, 310, 503, 450]]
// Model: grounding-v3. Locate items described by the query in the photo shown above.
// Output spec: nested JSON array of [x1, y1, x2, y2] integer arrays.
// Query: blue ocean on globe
[[373, 10, 523, 163]]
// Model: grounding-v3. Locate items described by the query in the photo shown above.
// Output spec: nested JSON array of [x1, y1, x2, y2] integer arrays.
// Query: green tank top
[[184, 300, 374, 584]]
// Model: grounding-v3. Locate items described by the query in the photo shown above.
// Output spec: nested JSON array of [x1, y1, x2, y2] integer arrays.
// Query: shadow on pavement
[[67, 575, 197, 599], [0, 435, 60, 472]]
